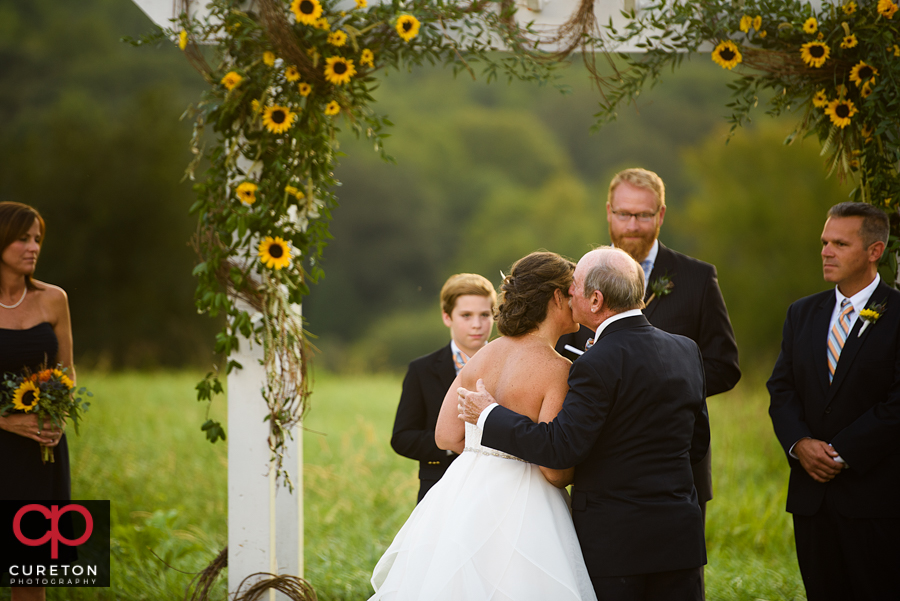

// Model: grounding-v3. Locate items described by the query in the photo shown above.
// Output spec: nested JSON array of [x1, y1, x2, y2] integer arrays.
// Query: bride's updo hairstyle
[[497, 251, 575, 337]]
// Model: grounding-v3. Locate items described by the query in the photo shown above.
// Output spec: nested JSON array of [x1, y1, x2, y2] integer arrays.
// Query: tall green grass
[[2, 371, 806, 600]]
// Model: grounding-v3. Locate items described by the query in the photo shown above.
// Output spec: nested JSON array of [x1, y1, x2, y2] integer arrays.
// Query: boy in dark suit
[[391, 273, 497, 502]]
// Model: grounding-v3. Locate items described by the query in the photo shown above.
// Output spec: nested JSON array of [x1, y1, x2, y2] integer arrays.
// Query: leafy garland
[[592, 0, 900, 274], [129, 0, 565, 487]]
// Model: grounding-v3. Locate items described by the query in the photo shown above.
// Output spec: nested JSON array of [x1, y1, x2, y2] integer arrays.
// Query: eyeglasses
[[610, 209, 660, 223]]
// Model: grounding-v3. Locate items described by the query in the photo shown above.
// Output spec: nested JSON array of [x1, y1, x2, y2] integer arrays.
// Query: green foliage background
[[0, 0, 853, 374]]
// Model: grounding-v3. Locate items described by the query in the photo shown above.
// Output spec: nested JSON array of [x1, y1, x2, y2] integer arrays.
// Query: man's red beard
[[609, 226, 660, 262]]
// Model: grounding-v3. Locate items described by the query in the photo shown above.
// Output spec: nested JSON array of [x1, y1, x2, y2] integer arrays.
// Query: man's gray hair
[[583, 247, 645, 312], [827, 202, 889, 249]]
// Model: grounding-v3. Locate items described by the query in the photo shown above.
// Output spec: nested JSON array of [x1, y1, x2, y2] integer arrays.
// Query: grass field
[[3, 371, 806, 600]]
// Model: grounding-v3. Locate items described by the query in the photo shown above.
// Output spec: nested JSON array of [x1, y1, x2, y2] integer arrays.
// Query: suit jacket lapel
[[643, 242, 674, 320], [430, 344, 457, 389], [813, 294, 834, 398], [827, 281, 890, 401]]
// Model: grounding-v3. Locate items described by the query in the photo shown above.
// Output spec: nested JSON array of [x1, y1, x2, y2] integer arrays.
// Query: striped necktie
[[827, 298, 854, 384], [452, 349, 469, 374]]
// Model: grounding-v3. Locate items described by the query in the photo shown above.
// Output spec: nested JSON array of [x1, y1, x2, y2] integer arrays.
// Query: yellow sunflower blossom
[[285, 185, 305, 200], [291, 0, 323, 25], [802, 17, 817, 34], [812, 89, 829, 108], [258, 236, 292, 270], [236, 182, 259, 205], [711, 40, 742, 70], [252, 99, 261, 113], [263, 51, 276, 66], [324, 56, 356, 85], [178, 30, 188, 50], [355, 0, 367, 8], [12, 380, 40, 412], [825, 98, 857, 128], [893, 44, 900, 56], [753, 16, 762, 31], [396, 15, 421, 42], [878, 0, 898, 18], [739, 15, 752, 33], [328, 30, 348, 47], [849, 61, 878, 87], [861, 123, 874, 143], [759, 30, 767, 38], [861, 80, 875, 98], [52, 368, 75, 389], [285, 66, 301, 82], [298, 82, 312, 96], [221, 71, 243, 91], [316, 18, 331, 30], [843, 1, 857, 14], [841, 34, 858, 49], [325, 100, 341, 116], [262, 105, 297, 134], [360, 48, 374, 68], [800, 41, 829, 68]]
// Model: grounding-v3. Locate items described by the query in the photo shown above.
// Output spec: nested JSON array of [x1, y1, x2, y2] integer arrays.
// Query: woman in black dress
[[0, 201, 75, 601]]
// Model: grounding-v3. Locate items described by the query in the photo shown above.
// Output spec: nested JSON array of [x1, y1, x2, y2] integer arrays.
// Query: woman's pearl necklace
[[0, 287, 27, 309]]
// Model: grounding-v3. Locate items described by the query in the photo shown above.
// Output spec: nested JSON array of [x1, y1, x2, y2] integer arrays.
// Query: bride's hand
[[458, 379, 496, 424], [0, 413, 62, 446]]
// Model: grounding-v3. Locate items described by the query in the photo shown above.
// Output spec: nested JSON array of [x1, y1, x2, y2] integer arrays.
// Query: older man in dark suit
[[557, 168, 740, 521], [768, 202, 900, 601], [461, 247, 709, 600]]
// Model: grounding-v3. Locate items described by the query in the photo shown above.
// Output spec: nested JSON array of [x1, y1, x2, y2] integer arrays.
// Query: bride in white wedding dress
[[369, 251, 598, 601]]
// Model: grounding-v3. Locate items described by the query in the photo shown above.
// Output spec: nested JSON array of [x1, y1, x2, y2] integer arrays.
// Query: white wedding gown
[[369, 422, 597, 601]]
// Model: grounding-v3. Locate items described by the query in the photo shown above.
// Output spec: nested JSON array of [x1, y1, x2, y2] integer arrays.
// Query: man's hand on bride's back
[[457, 379, 495, 424]]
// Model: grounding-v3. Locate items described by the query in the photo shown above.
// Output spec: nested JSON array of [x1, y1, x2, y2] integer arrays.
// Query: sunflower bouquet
[[1, 366, 91, 463]]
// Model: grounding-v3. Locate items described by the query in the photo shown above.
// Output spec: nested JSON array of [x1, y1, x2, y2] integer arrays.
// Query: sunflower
[[360, 48, 374, 68], [356, 0, 367, 7], [861, 123, 874, 143], [12, 380, 40, 412], [878, 0, 898, 18], [324, 56, 356, 85], [298, 82, 312, 96], [812, 89, 829, 108], [396, 15, 421, 42], [800, 41, 829, 68], [860, 80, 874, 98], [285, 66, 301, 82], [739, 15, 752, 33], [843, 1, 857, 14], [178, 30, 188, 50], [52, 368, 75, 389], [894, 44, 900, 57], [263, 51, 276, 66], [752, 15, 762, 31], [285, 185, 305, 200], [841, 34, 858, 49], [711, 40, 742, 70], [236, 182, 258, 205], [251, 99, 261, 113], [328, 30, 348, 47], [849, 61, 878, 87], [262, 105, 297, 134], [802, 17, 817, 34], [324, 100, 341, 116], [291, 0, 322, 25], [258, 236, 292, 270], [825, 98, 857, 128], [316, 18, 331, 30], [221, 71, 243, 91], [759, 30, 767, 38]]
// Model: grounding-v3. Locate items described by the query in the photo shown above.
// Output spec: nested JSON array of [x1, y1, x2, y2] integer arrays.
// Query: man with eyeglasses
[[556, 168, 740, 576]]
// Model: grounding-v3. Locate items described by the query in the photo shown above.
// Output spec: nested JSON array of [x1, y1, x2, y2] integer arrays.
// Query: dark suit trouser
[[593, 567, 703, 601], [416, 478, 438, 504], [793, 489, 900, 601]]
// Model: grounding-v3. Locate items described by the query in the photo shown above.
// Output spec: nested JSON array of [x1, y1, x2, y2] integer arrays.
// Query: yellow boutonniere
[[858, 301, 886, 337]]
